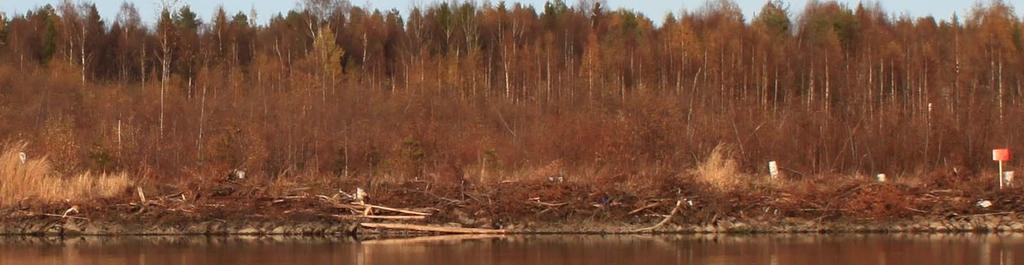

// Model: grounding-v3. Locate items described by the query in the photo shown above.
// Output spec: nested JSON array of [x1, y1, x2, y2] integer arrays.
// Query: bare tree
[[76, 3, 102, 84], [58, 0, 79, 66], [301, 0, 351, 39], [156, 0, 180, 139], [115, 3, 142, 82]]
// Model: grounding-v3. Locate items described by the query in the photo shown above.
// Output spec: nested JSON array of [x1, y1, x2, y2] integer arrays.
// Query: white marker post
[[1005, 171, 1015, 188], [876, 174, 887, 183], [993, 149, 1011, 190], [768, 161, 779, 180]]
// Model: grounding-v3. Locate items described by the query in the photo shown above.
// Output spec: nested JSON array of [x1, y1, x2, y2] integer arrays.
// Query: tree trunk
[[160, 37, 171, 139], [825, 55, 831, 113], [198, 83, 206, 162]]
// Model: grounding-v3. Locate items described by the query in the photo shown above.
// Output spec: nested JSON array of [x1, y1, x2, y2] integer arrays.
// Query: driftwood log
[[361, 223, 507, 234], [360, 234, 504, 245], [332, 215, 427, 220], [360, 204, 431, 216], [628, 201, 664, 215], [631, 200, 683, 232]]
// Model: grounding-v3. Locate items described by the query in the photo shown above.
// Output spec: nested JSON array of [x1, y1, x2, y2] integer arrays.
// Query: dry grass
[[692, 144, 747, 192], [0, 142, 131, 208]]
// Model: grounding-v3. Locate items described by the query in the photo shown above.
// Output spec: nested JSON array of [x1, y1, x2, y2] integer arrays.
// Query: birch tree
[[312, 25, 344, 104], [156, 1, 177, 138]]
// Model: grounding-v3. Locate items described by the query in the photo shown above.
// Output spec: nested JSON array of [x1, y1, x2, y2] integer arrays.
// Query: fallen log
[[631, 200, 682, 233], [527, 198, 569, 208], [17, 209, 89, 220], [37, 213, 89, 220], [61, 206, 79, 218], [628, 201, 663, 215], [361, 223, 507, 234], [359, 204, 432, 216], [332, 215, 427, 220], [360, 234, 504, 245]]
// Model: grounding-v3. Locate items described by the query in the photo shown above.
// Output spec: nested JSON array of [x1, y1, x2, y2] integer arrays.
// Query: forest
[[0, 0, 1023, 200]]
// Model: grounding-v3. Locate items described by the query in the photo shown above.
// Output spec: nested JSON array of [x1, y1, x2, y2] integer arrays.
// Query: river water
[[1, 233, 1022, 264]]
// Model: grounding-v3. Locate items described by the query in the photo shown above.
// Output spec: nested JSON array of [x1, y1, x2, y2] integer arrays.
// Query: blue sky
[[0, 1, 1012, 26]]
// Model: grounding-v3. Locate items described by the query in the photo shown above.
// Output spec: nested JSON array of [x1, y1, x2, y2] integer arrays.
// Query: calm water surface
[[1, 233, 1023, 264]]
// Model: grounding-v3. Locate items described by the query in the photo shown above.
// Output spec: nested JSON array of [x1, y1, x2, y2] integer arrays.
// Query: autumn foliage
[[0, 0, 1023, 193]]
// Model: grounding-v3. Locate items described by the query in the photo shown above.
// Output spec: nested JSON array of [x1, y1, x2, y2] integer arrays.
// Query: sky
[[0, 0, 1015, 27]]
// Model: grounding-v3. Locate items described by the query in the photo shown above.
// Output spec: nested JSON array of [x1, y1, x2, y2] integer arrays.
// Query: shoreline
[[4, 178, 1022, 238], [4, 213, 1024, 237]]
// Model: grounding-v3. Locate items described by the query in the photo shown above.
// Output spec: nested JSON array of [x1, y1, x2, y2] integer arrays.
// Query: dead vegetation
[[691, 144, 746, 192], [0, 134, 1020, 228], [0, 142, 131, 208]]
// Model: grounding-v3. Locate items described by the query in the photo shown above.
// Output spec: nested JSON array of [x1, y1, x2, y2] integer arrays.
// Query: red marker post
[[993, 149, 1011, 189]]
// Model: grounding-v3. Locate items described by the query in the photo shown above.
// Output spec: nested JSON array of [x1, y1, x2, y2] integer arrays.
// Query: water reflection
[[1, 233, 1023, 265]]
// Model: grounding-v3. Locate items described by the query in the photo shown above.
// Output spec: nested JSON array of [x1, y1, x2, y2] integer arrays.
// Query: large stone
[[270, 226, 288, 234], [702, 225, 716, 233], [237, 227, 261, 235]]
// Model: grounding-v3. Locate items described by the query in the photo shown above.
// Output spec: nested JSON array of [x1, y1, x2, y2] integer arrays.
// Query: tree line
[[0, 0, 1021, 183]]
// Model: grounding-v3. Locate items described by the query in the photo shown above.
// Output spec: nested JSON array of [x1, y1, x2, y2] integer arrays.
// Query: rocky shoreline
[[4, 213, 1024, 237]]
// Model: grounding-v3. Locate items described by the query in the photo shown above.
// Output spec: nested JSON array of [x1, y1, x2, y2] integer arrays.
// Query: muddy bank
[[4, 178, 1024, 237], [0, 218, 359, 237], [517, 213, 1024, 234], [4, 213, 1024, 236]]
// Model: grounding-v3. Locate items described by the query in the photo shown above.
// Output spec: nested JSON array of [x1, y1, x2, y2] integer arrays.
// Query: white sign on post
[[1005, 171, 1015, 187], [768, 161, 779, 179], [877, 174, 887, 183]]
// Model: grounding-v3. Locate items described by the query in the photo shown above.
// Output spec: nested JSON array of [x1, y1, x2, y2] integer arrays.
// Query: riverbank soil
[[4, 170, 1024, 235]]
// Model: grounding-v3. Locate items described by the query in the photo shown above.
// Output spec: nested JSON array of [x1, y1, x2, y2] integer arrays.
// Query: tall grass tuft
[[692, 144, 746, 192], [0, 142, 131, 208]]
